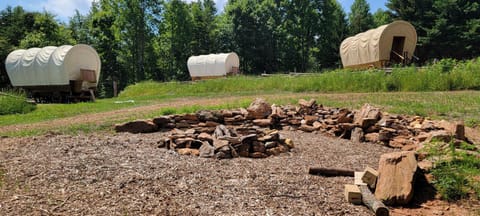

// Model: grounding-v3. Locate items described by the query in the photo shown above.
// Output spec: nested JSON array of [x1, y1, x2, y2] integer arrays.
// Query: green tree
[[315, 0, 348, 69], [157, 0, 193, 80], [190, 0, 217, 55], [19, 11, 75, 48], [0, 6, 33, 87], [372, 8, 392, 27], [89, 0, 124, 97], [387, 0, 480, 60], [69, 10, 92, 44], [348, 0, 374, 35]]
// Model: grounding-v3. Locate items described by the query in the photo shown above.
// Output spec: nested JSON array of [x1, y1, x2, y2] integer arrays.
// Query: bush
[[0, 90, 36, 115], [424, 141, 480, 201]]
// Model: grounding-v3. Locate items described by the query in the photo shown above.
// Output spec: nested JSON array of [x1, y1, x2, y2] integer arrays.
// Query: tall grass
[[0, 90, 36, 115], [119, 58, 480, 100]]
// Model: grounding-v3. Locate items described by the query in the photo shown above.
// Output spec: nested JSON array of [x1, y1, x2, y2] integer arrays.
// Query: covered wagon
[[5, 44, 101, 102], [187, 52, 239, 81], [340, 20, 417, 69]]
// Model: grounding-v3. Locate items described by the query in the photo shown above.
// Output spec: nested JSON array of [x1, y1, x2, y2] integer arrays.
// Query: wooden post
[[359, 185, 389, 216], [308, 167, 354, 177], [113, 80, 118, 97]]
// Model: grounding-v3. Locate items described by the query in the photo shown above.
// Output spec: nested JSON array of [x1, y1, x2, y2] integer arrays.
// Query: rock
[[378, 129, 394, 142], [304, 115, 318, 125], [424, 130, 452, 143], [177, 148, 200, 156], [236, 143, 250, 157], [375, 151, 417, 205], [173, 137, 195, 149], [253, 119, 273, 127], [364, 133, 380, 143], [115, 120, 158, 133], [421, 120, 437, 131], [196, 110, 220, 122], [221, 110, 233, 118], [339, 123, 357, 131], [354, 104, 381, 128], [181, 113, 198, 122], [337, 109, 353, 123], [270, 104, 286, 118], [197, 132, 213, 143], [351, 127, 364, 143], [185, 128, 196, 135], [436, 120, 465, 140], [152, 116, 171, 128], [389, 136, 415, 148], [175, 121, 190, 128], [214, 151, 231, 159], [417, 160, 433, 172], [199, 142, 215, 158], [249, 152, 268, 158], [288, 118, 302, 125], [284, 138, 294, 149], [299, 124, 316, 132], [465, 126, 480, 145], [298, 98, 316, 108], [240, 134, 257, 144], [247, 98, 272, 119], [205, 121, 219, 127], [252, 141, 266, 153], [266, 147, 282, 156], [264, 141, 277, 149], [213, 139, 229, 150], [312, 121, 323, 130]]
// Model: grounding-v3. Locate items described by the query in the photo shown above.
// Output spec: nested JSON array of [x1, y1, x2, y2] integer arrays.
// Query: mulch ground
[[0, 130, 475, 215]]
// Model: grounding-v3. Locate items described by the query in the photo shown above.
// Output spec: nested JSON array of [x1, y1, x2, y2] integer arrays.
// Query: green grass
[[423, 141, 480, 201], [118, 58, 480, 99], [0, 90, 36, 115]]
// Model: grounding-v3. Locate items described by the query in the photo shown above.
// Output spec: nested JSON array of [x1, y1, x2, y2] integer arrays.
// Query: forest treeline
[[1, 0, 479, 97]]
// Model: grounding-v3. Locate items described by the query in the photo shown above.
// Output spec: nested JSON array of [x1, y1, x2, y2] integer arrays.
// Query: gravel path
[[0, 130, 394, 215]]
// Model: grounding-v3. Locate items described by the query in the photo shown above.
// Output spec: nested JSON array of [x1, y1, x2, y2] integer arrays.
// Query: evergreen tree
[[348, 0, 374, 35], [387, 0, 480, 60], [372, 8, 392, 27]]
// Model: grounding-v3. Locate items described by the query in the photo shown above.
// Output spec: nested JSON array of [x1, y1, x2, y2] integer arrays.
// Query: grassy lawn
[[1, 90, 479, 136]]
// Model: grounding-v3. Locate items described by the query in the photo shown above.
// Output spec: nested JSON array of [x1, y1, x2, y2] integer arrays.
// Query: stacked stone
[[115, 98, 476, 153], [162, 124, 293, 159]]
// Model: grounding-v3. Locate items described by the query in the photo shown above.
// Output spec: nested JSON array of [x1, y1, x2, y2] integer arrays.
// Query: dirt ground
[[0, 130, 477, 215]]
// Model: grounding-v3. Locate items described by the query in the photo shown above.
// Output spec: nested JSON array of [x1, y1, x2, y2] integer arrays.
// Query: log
[[308, 167, 355, 177], [359, 185, 389, 216]]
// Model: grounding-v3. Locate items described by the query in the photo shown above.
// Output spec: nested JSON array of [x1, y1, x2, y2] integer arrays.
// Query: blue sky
[[1, 0, 388, 23]]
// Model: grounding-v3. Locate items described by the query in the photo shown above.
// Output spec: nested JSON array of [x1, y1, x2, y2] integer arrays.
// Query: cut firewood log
[[308, 167, 354, 177], [359, 185, 389, 216]]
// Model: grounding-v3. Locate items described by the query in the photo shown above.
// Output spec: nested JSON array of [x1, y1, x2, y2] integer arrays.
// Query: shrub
[[0, 90, 36, 115], [424, 141, 480, 201]]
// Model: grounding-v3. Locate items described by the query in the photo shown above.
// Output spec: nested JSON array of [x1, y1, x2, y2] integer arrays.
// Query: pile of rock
[[115, 98, 478, 152], [158, 125, 294, 159]]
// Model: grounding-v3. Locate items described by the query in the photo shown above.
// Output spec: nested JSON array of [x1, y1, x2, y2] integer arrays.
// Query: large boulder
[[114, 120, 158, 133], [247, 98, 272, 119], [375, 151, 417, 205]]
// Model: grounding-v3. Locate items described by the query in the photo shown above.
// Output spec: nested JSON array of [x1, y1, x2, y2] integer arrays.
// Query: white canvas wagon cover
[[5, 44, 101, 87], [187, 52, 239, 78], [340, 20, 417, 68]]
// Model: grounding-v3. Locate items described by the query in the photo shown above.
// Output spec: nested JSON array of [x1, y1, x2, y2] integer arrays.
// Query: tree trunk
[[359, 185, 389, 216]]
